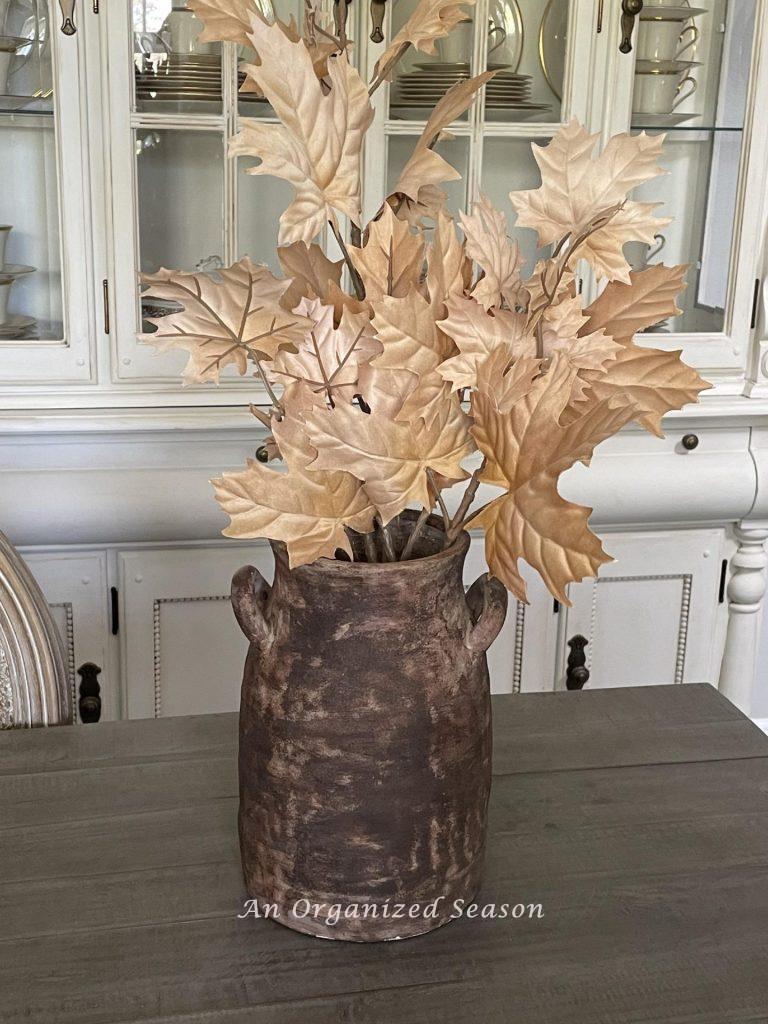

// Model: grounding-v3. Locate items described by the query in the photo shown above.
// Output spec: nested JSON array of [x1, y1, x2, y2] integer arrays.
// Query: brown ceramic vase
[[231, 512, 508, 941]]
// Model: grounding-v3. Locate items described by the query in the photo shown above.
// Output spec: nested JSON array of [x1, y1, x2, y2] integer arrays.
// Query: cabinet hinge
[[553, 598, 560, 614], [92, 0, 99, 12], [751, 278, 761, 330], [597, 0, 604, 33], [718, 559, 728, 604], [110, 586, 119, 635], [102, 278, 110, 335]]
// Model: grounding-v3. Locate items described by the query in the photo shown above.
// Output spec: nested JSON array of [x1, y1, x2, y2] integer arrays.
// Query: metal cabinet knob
[[59, 0, 76, 34], [566, 635, 590, 690], [681, 433, 700, 451], [77, 662, 102, 723]]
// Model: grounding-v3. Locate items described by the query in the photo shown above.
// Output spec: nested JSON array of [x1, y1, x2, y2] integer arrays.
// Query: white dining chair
[[0, 531, 71, 728]]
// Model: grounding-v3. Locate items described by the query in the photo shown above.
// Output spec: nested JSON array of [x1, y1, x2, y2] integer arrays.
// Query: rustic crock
[[231, 512, 508, 941]]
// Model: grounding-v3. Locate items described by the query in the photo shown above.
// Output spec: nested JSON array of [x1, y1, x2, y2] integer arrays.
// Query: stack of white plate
[[135, 53, 260, 103], [0, 314, 37, 340], [393, 62, 550, 116]]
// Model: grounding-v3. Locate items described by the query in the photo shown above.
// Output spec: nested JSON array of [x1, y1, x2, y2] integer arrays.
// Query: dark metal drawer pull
[[566, 635, 590, 690]]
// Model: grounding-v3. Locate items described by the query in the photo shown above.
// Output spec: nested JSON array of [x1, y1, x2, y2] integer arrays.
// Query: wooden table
[[3, 684, 768, 1023]]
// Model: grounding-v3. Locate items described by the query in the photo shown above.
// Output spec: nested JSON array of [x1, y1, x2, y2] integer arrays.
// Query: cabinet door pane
[[132, 0, 223, 115], [481, 137, 550, 274], [136, 127, 224, 289], [629, 0, 758, 334], [236, 155, 292, 274], [0, 0, 62, 342], [483, 0, 569, 123]]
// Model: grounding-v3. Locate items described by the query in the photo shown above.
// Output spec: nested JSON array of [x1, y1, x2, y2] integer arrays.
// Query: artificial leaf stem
[[329, 219, 366, 300], [446, 460, 485, 543], [400, 506, 431, 560]]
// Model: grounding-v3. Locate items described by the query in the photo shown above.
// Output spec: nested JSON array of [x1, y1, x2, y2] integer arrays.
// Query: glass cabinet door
[[363, 0, 600, 272], [109, 0, 306, 383], [0, 0, 94, 383], [613, 0, 767, 379]]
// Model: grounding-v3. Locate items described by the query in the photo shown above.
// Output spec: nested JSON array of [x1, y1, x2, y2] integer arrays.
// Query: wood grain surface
[[2, 684, 768, 1024]]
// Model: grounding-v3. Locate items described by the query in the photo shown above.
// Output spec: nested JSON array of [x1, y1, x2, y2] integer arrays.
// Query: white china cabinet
[[2, 0, 768, 722]]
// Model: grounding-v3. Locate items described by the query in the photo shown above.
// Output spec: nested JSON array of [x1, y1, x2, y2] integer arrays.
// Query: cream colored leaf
[[438, 295, 534, 391], [509, 120, 668, 280], [459, 194, 524, 310], [187, 0, 258, 47], [582, 263, 687, 342], [577, 340, 711, 437], [371, 287, 456, 421], [469, 354, 636, 602], [578, 202, 671, 283], [277, 241, 343, 313], [213, 419, 375, 567], [349, 205, 425, 301], [272, 297, 380, 403], [394, 73, 494, 203], [426, 209, 470, 315], [525, 259, 575, 317], [357, 364, 420, 419], [542, 296, 620, 371], [306, 394, 474, 522], [374, 0, 475, 82], [141, 257, 310, 384], [475, 348, 542, 414], [231, 19, 373, 244]]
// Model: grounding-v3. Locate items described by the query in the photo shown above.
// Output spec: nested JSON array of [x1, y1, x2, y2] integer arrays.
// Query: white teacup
[[637, 21, 698, 62], [438, 20, 506, 64], [160, 6, 214, 55], [0, 226, 11, 270], [634, 70, 696, 114]]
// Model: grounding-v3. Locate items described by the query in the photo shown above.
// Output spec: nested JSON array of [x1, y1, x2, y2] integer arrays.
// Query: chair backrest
[[0, 532, 71, 728]]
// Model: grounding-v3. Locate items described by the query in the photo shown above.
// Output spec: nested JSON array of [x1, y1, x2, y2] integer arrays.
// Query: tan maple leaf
[[572, 263, 709, 434], [141, 258, 310, 384], [277, 241, 343, 312], [438, 295, 534, 391], [475, 347, 541, 413], [349, 205, 425, 301], [371, 287, 457, 421], [393, 73, 494, 205], [231, 19, 373, 244], [213, 415, 376, 568], [469, 354, 637, 602], [541, 296, 620, 371], [271, 297, 380, 404], [187, 0, 259, 47], [509, 120, 670, 282], [374, 0, 475, 83], [459, 194, 525, 310], [306, 393, 473, 522], [576, 342, 711, 437], [426, 209, 471, 315], [581, 263, 687, 342]]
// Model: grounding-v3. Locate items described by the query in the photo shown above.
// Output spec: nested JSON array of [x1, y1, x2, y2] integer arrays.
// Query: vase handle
[[231, 565, 273, 647], [465, 574, 508, 653]]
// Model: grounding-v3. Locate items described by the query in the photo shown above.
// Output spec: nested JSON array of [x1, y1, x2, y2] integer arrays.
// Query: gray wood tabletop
[[2, 684, 768, 1024]]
